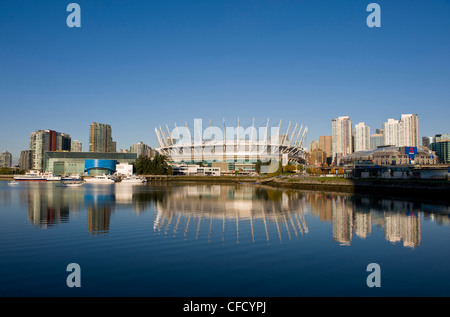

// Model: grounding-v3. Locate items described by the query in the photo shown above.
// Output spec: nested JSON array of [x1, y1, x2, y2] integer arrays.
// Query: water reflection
[[21, 183, 83, 228], [153, 185, 309, 243], [6, 182, 449, 246], [85, 186, 115, 235]]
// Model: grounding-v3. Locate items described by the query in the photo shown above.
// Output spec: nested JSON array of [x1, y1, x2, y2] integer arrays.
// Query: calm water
[[0, 181, 449, 297]]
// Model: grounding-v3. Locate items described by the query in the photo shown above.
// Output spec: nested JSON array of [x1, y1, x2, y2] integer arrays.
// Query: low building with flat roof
[[44, 151, 137, 176]]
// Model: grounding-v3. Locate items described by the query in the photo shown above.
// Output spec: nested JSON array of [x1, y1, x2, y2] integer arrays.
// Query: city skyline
[[1, 1, 449, 163]]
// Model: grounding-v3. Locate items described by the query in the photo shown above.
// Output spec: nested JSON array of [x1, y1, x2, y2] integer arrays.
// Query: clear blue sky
[[1, 0, 449, 163]]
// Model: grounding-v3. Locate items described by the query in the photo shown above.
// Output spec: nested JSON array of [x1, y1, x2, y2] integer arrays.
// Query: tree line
[[133, 153, 173, 175]]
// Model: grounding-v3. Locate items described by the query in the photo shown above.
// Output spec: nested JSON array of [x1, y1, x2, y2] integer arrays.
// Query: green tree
[[255, 159, 262, 174], [134, 153, 170, 175]]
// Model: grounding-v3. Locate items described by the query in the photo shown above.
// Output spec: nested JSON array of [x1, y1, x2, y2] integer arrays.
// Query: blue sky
[[1, 0, 449, 163]]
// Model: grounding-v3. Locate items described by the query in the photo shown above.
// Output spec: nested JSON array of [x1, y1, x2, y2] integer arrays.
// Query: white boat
[[8, 181, 19, 185], [43, 172, 61, 181], [14, 171, 46, 181], [120, 175, 147, 184], [84, 174, 115, 184], [61, 175, 82, 181]]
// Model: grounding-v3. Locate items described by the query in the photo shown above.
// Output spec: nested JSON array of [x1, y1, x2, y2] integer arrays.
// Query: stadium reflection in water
[[19, 183, 450, 247]]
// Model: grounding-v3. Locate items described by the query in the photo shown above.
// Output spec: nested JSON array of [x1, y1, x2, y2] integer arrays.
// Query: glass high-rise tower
[[89, 122, 115, 153]]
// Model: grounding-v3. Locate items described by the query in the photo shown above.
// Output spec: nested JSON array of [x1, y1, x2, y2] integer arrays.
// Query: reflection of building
[[332, 197, 353, 245], [384, 212, 421, 248], [152, 185, 309, 243], [308, 192, 333, 221], [24, 185, 84, 228], [87, 207, 113, 235], [354, 212, 372, 239], [85, 186, 115, 235]]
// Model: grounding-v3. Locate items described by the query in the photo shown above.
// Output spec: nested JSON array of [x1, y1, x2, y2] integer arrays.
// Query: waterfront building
[[398, 114, 419, 147], [19, 150, 32, 171], [155, 118, 308, 173], [343, 146, 436, 166], [172, 164, 220, 176], [435, 133, 450, 142], [29, 130, 71, 171], [383, 114, 419, 148], [430, 136, 450, 164], [422, 136, 435, 149], [89, 122, 115, 153], [383, 118, 399, 147], [309, 140, 319, 151], [354, 122, 371, 152], [319, 135, 332, 163], [309, 149, 327, 166], [71, 140, 82, 152], [370, 129, 384, 150], [43, 151, 137, 175], [130, 141, 153, 158], [332, 116, 352, 165], [116, 162, 134, 176], [0, 151, 12, 168]]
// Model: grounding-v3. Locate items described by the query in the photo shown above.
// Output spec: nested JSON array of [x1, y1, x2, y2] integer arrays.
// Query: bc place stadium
[[155, 118, 308, 175]]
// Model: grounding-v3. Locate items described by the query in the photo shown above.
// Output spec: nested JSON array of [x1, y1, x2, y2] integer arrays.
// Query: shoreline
[[166, 175, 450, 202], [2, 174, 449, 201]]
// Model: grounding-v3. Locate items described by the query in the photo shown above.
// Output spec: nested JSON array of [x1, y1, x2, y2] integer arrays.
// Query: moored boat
[[43, 172, 61, 181], [120, 175, 147, 184], [14, 171, 46, 181], [61, 175, 82, 181], [84, 174, 115, 184]]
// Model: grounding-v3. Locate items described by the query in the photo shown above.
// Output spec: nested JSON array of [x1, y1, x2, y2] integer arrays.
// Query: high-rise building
[[370, 129, 384, 150], [0, 151, 12, 168], [71, 140, 82, 152], [398, 114, 419, 147], [309, 140, 319, 151], [19, 150, 33, 171], [332, 116, 352, 165], [422, 137, 435, 149], [130, 141, 153, 158], [29, 130, 71, 171], [383, 114, 419, 148], [89, 122, 115, 153], [354, 122, 371, 152], [319, 136, 332, 158], [430, 134, 450, 164], [383, 118, 399, 147]]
